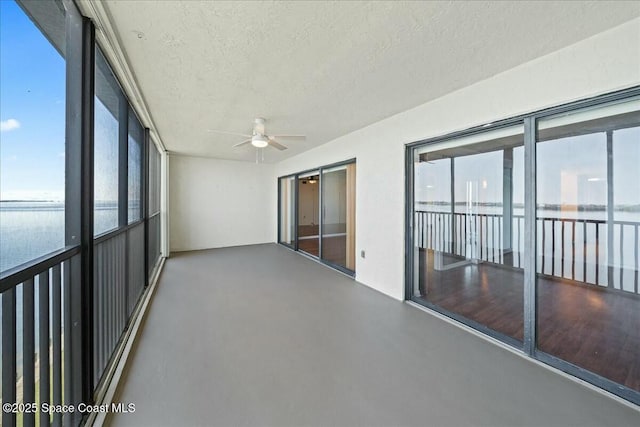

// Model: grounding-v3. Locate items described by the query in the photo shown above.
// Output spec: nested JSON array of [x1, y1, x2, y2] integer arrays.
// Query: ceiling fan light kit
[[209, 117, 306, 154], [251, 134, 269, 148]]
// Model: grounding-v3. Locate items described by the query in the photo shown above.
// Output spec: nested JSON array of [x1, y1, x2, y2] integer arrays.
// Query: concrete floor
[[109, 244, 640, 427]]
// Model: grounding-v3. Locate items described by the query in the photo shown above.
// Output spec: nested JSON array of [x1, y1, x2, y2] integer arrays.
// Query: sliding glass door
[[406, 90, 640, 404], [278, 175, 296, 248], [278, 160, 356, 275], [321, 164, 356, 272], [297, 171, 320, 257], [412, 125, 525, 344], [535, 97, 640, 395]]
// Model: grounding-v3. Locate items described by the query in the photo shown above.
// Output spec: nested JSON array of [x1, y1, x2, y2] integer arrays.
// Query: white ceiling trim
[[76, 0, 167, 154]]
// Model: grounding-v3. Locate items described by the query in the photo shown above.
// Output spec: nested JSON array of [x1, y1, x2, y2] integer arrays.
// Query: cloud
[[1, 118, 21, 132]]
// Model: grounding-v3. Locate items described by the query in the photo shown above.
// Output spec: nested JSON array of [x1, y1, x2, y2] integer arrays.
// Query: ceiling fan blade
[[270, 134, 305, 139], [208, 129, 252, 138], [267, 138, 288, 151], [232, 139, 252, 148]]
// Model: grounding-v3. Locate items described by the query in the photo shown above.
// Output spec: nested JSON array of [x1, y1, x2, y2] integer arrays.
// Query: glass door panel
[[321, 163, 356, 272], [279, 176, 296, 247], [412, 125, 525, 343], [536, 97, 640, 392], [297, 171, 320, 257]]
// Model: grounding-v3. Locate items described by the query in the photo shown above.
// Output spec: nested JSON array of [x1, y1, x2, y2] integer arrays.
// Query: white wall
[[169, 155, 276, 252], [273, 19, 640, 300]]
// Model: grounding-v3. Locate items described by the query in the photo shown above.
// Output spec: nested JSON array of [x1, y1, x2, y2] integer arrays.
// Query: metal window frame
[[118, 92, 129, 228], [277, 158, 357, 277], [523, 116, 536, 356], [95, 43, 148, 238], [92, 39, 155, 389], [125, 107, 145, 226], [404, 85, 640, 406], [277, 174, 297, 250], [143, 128, 150, 286], [64, 0, 95, 421], [2, 2, 157, 423], [318, 159, 357, 276]]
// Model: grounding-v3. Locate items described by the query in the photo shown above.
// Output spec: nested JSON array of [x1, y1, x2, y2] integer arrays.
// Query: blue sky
[[415, 129, 639, 208], [0, 0, 66, 201]]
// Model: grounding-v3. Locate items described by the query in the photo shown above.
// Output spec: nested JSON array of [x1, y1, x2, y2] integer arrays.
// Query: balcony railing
[[0, 219, 161, 427], [1, 246, 80, 427], [416, 210, 640, 294], [92, 221, 146, 388]]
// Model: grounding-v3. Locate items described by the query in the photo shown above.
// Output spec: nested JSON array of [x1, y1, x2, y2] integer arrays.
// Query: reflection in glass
[[148, 142, 161, 216], [279, 176, 296, 246], [536, 98, 640, 392], [321, 164, 356, 271], [413, 126, 525, 343], [147, 140, 162, 275], [128, 109, 142, 223], [297, 171, 320, 257], [94, 48, 121, 235]]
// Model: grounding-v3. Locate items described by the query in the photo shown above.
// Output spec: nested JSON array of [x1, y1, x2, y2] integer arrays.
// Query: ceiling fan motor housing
[[253, 117, 266, 136]]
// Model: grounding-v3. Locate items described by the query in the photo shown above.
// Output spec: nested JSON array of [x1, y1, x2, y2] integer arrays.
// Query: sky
[[0, 0, 66, 201], [415, 130, 640, 209], [1, 0, 638, 207]]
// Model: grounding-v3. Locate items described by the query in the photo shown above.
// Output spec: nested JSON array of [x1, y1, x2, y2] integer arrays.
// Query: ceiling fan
[[208, 118, 305, 151]]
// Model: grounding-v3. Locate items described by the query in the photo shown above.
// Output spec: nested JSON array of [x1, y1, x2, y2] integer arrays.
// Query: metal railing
[[1, 246, 80, 427], [0, 215, 159, 427], [416, 210, 640, 294], [92, 221, 146, 389], [416, 211, 506, 263]]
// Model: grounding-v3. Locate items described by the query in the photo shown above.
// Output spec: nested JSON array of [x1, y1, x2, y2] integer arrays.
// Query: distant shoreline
[[0, 199, 63, 203], [0, 200, 138, 207], [415, 201, 640, 212]]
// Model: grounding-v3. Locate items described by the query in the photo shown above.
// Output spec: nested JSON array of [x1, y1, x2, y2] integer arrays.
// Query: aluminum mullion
[[523, 116, 537, 356], [606, 131, 614, 288], [319, 168, 323, 260], [294, 175, 299, 252]]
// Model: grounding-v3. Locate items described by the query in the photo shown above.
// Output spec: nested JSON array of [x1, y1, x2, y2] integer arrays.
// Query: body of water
[[416, 203, 640, 292], [0, 201, 141, 272], [0, 200, 137, 381], [1, 201, 638, 379]]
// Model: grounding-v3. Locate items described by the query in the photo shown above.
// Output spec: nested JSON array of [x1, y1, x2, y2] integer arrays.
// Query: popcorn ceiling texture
[[101, 0, 640, 162]]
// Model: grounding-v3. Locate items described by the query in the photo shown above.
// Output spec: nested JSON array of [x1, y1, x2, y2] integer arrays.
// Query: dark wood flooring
[[297, 235, 347, 268], [417, 249, 640, 392], [297, 224, 349, 268], [298, 224, 319, 238], [298, 225, 320, 257], [298, 237, 319, 257]]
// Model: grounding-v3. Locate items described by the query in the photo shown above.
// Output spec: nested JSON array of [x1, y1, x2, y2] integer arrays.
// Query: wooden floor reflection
[[297, 224, 348, 268], [417, 248, 640, 392], [297, 235, 347, 268]]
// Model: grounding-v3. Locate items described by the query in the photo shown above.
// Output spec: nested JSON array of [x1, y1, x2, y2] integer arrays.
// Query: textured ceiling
[[99, 0, 640, 162]]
